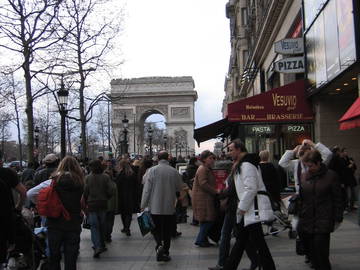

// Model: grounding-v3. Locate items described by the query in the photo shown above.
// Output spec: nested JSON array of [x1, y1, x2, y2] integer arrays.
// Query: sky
[[118, 0, 231, 154]]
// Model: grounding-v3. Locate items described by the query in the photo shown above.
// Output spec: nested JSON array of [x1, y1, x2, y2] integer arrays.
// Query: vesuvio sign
[[227, 80, 314, 122], [274, 56, 305, 73], [274, 38, 304, 54]]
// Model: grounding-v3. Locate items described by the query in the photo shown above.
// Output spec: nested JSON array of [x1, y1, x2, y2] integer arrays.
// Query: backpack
[[37, 179, 70, 220]]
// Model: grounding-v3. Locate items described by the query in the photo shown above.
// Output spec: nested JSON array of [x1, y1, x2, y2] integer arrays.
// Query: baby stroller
[[262, 196, 297, 239], [5, 211, 48, 270]]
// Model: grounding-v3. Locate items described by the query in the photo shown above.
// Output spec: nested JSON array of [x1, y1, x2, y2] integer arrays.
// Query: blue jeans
[[47, 228, 80, 270], [218, 212, 236, 266], [88, 211, 106, 249], [195, 221, 213, 244]]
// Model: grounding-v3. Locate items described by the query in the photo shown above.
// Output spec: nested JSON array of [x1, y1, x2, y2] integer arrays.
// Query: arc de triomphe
[[110, 76, 198, 156]]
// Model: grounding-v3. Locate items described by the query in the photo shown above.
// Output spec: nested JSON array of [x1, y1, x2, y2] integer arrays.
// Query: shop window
[[241, 8, 248, 26]]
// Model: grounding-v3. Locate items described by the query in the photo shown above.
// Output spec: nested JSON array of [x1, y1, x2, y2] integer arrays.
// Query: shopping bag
[[82, 216, 91, 230], [137, 211, 155, 236]]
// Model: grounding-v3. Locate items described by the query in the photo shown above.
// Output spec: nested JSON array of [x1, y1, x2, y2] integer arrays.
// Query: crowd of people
[[0, 138, 359, 270]]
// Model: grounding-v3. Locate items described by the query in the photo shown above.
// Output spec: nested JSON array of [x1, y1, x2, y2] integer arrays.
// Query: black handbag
[[296, 236, 306, 255], [288, 194, 301, 215], [82, 216, 91, 230]]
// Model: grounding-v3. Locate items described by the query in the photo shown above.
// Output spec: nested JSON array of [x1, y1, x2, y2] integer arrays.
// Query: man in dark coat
[[34, 153, 59, 185]]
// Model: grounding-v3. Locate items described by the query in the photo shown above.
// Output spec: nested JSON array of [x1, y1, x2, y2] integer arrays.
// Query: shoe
[[121, 229, 126, 233], [305, 255, 310, 264], [126, 230, 131, 236], [242, 263, 258, 270], [196, 242, 214, 247], [172, 231, 182, 238], [105, 238, 112, 243], [209, 265, 223, 270], [93, 248, 102, 258], [161, 254, 171, 262], [156, 246, 165, 262], [100, 247, 107, 253]]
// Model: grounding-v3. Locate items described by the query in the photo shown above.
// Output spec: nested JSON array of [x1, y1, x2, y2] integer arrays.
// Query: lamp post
[[122, 114, 129, 154], [34, 126, 40, 149], [175, 141, 178, 158], [57, 78, 69, 159], [148, 126, 153, 157], [163, 133, 167, 150]]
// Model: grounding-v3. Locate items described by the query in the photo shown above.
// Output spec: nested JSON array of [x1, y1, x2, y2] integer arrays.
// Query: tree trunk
[[23, 58, 34, 164]]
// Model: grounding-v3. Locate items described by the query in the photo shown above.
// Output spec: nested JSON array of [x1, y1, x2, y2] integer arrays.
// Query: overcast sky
[[118, 0, 231, 153]]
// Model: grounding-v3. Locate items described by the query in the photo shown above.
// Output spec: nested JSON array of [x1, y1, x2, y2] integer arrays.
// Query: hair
[[158, 151, 169, 161], [118, 159, 134, 177], [302, 149, 322, 164], [230, 138, 247, 152], [89, 159, 104, 174], [259, 150, 270, 162], [200, 150, 215, 162], [138, 156, 153, 183], [52, 156, 84, 186]]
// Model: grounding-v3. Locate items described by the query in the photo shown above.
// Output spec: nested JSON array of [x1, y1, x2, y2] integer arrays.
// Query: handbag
[[288, 194, 301, 215], [296, 236, 306, 255], [137, 211, 155, 236], [82, 216, 91, 230]]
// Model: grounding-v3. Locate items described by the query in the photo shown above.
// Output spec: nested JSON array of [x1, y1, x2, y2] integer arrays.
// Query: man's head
[[43, 153, 59, 167], [298, 144, 312, 160], [158, 151, 169, 161], [228, 139, 247, 161], [302, 149, 322, 174]]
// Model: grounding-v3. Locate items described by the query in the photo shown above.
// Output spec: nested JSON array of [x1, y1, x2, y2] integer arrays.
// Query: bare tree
[[52, 0, 124, 161], [0, 0, 64, 163], [0, 112, 12, 160], [0, 71, 27, 167]]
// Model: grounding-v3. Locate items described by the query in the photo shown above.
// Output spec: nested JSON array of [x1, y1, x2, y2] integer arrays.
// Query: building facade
[[219, 0, 360, 168]]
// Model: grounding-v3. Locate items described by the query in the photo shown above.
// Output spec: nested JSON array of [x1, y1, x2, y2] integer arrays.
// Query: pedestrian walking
[[191, 150, 219, 247], [223, 139, 276, 270], [140, 151, 183, 262], [83, 159, 115, 258], [46, 156, 84, 270], [34, 153, 59, 185], [279, 139, 332, 267], [298, 149, 343, 270], [115, 159, 139, 236]]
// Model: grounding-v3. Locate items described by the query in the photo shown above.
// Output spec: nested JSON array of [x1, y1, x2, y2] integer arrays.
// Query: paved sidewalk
[[77, 210, 360, 270]]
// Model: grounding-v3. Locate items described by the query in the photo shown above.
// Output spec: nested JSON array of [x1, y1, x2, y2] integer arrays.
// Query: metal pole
[[133, 114, 136, 154], [124, 129, 128, 154], [107, 99, 111, 152], [60, 109, 66, 159]]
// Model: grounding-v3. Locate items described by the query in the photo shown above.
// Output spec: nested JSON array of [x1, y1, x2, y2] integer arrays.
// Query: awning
[[338, 97, 360, 130], [227, 80, 314, 122], [194, 118, 231, 146]]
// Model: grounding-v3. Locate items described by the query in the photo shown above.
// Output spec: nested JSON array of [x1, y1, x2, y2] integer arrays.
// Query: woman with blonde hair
[[47, 156, 85, 270], [115, 159, 140, 236]]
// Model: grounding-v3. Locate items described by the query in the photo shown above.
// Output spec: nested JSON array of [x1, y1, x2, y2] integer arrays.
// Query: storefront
[[227, 79, 314, 158]]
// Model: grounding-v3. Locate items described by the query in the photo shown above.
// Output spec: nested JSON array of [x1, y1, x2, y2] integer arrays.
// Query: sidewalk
[[77, 210, 360, 270]]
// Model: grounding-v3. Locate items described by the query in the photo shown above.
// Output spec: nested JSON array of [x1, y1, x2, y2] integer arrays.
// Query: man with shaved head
[[141, 151, 183, 262]]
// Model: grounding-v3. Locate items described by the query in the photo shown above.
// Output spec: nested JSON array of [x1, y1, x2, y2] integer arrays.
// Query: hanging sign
[[274, 56, 305, 73], [274, 38, 304, 54]]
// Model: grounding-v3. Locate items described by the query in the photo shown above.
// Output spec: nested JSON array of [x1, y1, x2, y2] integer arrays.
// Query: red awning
[[338, 97, 360, 130], [194, 118, 231, 146], [227, 80, 314, 122]]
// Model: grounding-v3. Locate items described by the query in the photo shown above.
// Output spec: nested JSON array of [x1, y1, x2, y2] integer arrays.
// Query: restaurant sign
[[274, 56, 305, 73], [274, 38, 304, 55], [227, 80, 313, 122]]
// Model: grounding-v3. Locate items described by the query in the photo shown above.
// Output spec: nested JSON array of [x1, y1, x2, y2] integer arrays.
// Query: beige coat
[[191, 165, 217, 222]]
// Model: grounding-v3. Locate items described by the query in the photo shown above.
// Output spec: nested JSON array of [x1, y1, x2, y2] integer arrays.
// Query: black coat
[[115, 171, 140, 214], [298, 164, 343, 234], [259, 162, 281, 204]]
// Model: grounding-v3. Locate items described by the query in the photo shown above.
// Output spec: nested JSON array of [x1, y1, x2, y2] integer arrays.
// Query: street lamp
[[57, 78, 69, 159], [34, 126, 40, 149], [148, 126, 153, 157], [122, 114, 129, 154], [163, 133, 167, 150]]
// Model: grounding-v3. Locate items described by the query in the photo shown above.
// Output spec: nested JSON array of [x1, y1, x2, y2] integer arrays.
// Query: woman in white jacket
[[223, 139, 276, 270]]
